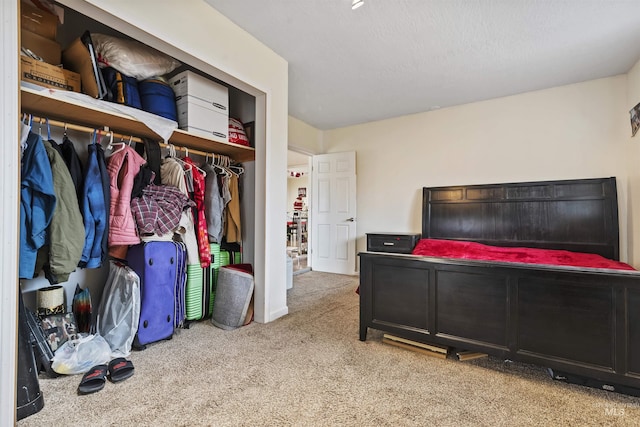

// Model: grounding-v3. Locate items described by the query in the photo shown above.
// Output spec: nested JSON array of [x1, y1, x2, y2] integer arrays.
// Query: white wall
[[323, 76, 633, 263], [624, 60, 640, 266], [288, 115, 323, 154]]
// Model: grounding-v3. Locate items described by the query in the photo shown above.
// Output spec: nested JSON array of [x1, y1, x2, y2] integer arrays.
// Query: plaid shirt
[[131, 184, 195, 236]]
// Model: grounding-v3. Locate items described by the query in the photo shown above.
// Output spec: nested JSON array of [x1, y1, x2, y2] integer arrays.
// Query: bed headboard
[[422, 177, 620, 260]]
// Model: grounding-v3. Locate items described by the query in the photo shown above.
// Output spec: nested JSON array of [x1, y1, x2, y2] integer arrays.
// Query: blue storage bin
[[138, 78, 178, 122]]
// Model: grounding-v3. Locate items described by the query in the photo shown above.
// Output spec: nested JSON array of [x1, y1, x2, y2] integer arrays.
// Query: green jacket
[[35, 140, 86, 283]]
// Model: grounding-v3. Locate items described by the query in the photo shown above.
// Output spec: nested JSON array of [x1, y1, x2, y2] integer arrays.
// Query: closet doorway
[[287, 150, 311, 275]]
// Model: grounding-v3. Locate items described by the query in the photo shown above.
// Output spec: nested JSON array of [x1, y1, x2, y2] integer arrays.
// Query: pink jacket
[[107, 145, 146, 249]]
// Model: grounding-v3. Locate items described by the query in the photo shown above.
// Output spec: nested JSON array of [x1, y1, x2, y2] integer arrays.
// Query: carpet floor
[[18, 271, 640, 426]]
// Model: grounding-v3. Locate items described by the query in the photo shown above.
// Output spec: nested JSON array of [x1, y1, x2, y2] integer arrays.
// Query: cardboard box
[[62, 37, 100, 98], [169, 70, 229, 115], [176, 95, 228, 140], [21, 56, 80, 92], [21, 29, 61, 65], [21, 2, 58, 41]]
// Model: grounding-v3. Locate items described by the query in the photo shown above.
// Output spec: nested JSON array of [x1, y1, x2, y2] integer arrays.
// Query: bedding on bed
[[412, 238, 636, 271]]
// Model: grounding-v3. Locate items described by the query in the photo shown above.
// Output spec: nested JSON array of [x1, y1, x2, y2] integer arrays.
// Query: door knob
[[346, 217, 355, 222]]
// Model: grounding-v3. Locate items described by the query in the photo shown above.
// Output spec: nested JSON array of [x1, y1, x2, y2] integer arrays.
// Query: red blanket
[[412, 239, 635, 271]]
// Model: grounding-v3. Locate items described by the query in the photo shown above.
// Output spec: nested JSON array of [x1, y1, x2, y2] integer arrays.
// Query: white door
[[310, 152, 357, 275]]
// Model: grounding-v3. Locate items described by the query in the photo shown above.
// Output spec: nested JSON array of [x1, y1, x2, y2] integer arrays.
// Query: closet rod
[[27, 115, 225, 159], [29, 115, 143, 143]]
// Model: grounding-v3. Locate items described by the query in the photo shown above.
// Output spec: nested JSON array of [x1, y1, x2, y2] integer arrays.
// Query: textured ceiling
[[204, 0, 640, 130]]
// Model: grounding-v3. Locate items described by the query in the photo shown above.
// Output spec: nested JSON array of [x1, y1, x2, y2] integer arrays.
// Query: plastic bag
[[51, 334, 111, 375], [92, 33, 181, 80], [96, 261, 141, 358]]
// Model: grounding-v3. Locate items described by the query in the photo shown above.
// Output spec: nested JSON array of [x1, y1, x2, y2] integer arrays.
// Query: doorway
[[287, 150, 311, 274]]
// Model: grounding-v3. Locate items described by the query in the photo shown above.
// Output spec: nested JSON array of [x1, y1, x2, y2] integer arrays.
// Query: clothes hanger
[[212, 153, 231, 178], [169, 144, 190, 171], [21, 113, 31, 127], [19, 114, 31, 151], [205, 152, 227, 176], [229, 164, 244, 176], [107, 131, 126, 155], [182, 147, 206, 177]]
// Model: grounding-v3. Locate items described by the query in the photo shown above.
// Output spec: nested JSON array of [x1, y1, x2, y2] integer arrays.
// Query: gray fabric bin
[[211, 264, 254, 330]]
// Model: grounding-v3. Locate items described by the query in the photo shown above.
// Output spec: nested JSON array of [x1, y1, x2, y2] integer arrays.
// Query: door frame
[[1, 0, 20, 424], [287, 147, 314, 271]]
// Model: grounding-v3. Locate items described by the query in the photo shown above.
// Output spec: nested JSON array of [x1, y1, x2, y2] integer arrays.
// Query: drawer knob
[[383, 242, 395, 246]]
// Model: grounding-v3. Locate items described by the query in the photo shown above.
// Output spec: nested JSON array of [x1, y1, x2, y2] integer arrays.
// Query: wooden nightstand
[[366, 233, 421, 254]]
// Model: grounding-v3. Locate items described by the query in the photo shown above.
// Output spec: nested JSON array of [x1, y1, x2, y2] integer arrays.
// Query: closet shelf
[[20, 87, 256, 163]]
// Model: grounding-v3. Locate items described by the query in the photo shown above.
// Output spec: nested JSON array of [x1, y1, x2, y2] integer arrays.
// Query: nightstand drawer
[[366, 233, 421, 254]]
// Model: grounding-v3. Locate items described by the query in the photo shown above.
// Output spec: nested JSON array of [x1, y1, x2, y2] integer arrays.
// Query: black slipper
[[78, 364, 108, 395], [108, 357, 134, 383]]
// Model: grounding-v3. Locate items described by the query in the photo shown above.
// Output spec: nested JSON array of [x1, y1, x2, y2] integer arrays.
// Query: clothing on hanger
[[202, 162, 226, 244], [20, 131, 56, 279], [225, 173, 242, 243], [160, 157, 199, 265], [106, 144, 146, 259], [183, 156, 210, 268], [79, 138, 109, 269], [34, 139, 85, 284]]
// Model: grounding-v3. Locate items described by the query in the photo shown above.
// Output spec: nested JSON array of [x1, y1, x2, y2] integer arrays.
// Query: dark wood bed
[[359, 177, 640, 395]]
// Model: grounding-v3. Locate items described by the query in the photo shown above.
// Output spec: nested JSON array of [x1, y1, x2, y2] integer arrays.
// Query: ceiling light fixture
[[352, 0, 364, 10]]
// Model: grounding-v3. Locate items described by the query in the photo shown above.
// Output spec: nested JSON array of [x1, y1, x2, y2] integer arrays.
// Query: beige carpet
[[18, 271, 640, 426]]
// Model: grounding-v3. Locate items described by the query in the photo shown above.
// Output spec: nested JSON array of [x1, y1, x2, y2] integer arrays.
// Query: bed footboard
[[359, 252, 640, 391]]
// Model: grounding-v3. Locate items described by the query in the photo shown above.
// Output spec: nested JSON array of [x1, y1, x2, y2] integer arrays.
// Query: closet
[[19, 1, 258, 313], [7, 4, 290, 414]]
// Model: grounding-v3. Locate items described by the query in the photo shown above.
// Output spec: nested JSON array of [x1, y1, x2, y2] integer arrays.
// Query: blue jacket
[[20, 132, 56, 279], [79, 143, 109, 268]]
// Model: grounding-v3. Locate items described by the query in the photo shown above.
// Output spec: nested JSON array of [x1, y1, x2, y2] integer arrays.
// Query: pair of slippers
[[77, 357, 134, 395]]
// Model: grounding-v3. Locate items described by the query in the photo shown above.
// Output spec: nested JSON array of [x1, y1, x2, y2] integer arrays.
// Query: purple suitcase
[[126, 241, 183, 348]]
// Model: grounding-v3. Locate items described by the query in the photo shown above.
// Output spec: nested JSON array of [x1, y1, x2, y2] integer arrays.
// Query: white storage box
[[169, 70, 228, 115], [175, 96, 228, 140], [169, 70, 229, 140]]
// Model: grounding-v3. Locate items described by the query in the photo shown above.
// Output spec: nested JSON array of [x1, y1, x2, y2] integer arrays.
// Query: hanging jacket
[[202, 163, 226, 244], [60, 136, 85, 202], [50, 135, 84, 203], [20, 131, 56, 279], [107, 145, 146, 256], [183, 157, 210, 268], [225, 173, 242, 243], [34, 140, 85, 283], [160, 157, 199, 265], [79, 143, 108, 268], [96, 143, 111, 261]]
